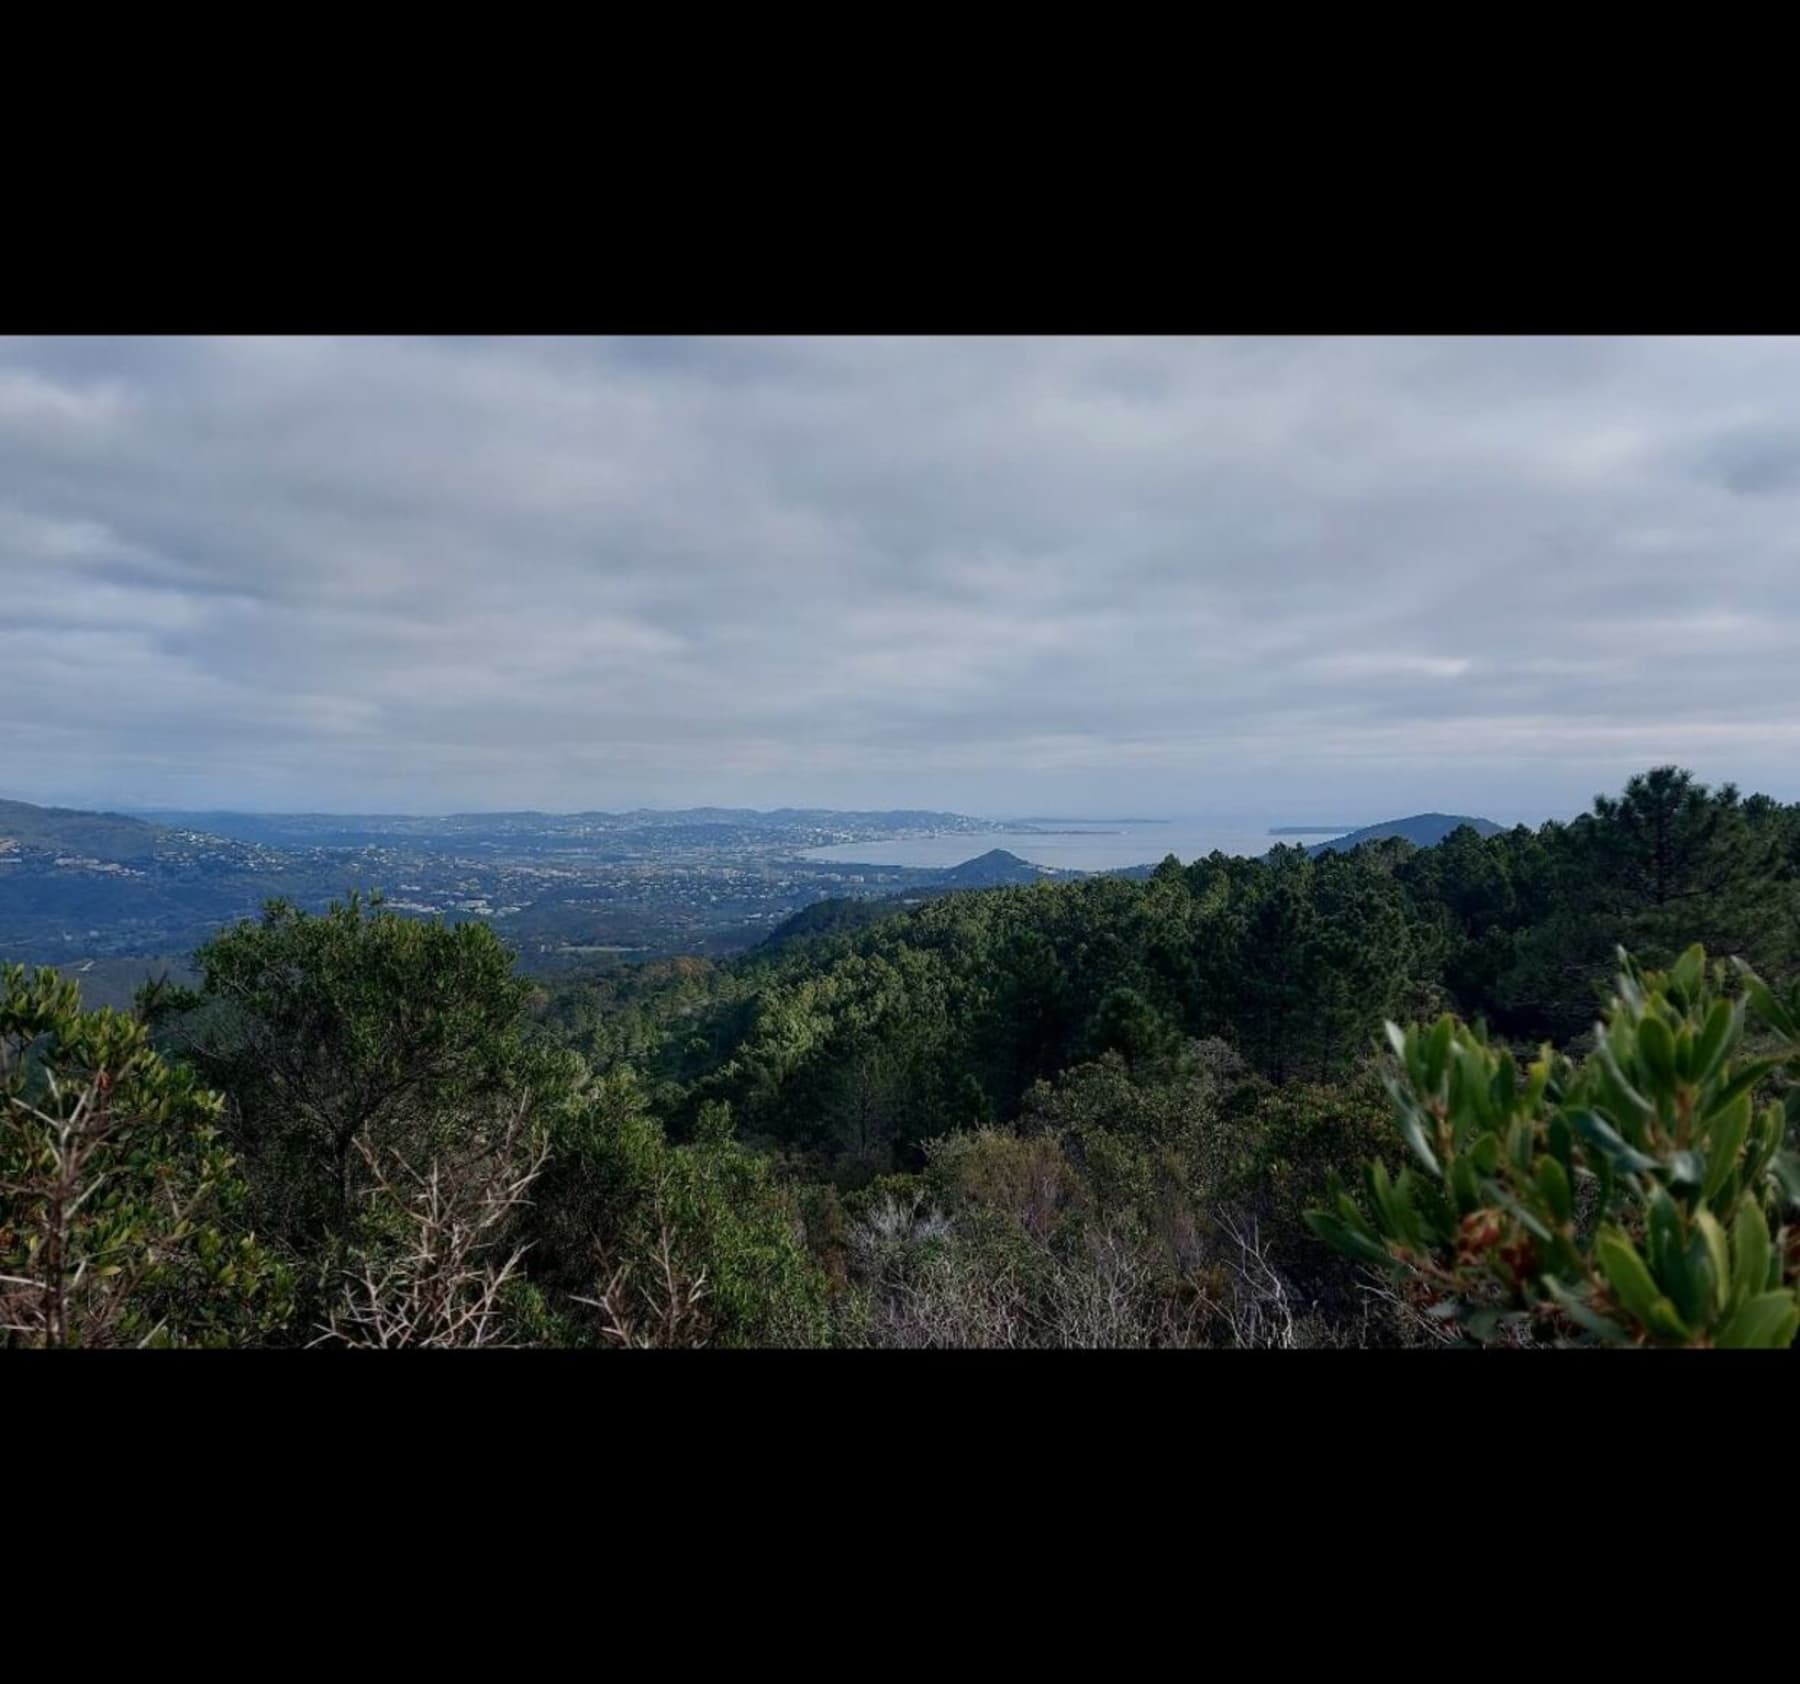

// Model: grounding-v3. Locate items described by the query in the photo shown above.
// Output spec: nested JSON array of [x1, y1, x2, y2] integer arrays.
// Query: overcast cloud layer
[[3, 335, 1797, 823]]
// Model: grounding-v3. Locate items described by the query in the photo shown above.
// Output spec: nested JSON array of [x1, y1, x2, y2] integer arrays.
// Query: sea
[[800, 822, 1348, 873]]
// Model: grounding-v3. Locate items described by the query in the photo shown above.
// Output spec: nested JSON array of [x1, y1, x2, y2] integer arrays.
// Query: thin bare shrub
[[574, 1172, 711, 1348], [1193, 1211, 1297, 1349], [314, 1101, 547, 1349]]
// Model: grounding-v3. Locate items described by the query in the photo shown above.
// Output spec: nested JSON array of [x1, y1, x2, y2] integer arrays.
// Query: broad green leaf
[[1734, 961, 1799, 1041], [1702, 1057, 1784, 1120], [1772, 1149, 1800, 1212], [1693, 1210, 1731, 1316], [1459, 1044, 1497, 1129], [1425, 1016, 1454, 1093], [1526, 1052, 1551, 1107], [1544, 1277, 1634, 1345], [1672, 943, 1706, 1002], [1506, 1114, 1534, 1174], [1388, 1168, 1424, 1250], [1596, 1231, 1670, 1330], [1394, 1104, 1441, 1178], [1690, 996, 1739, 1087], [1304, 1210, 1398, 1272], [1676, 1228, 1715, 1329], [1646, 1190, 1693, 1315], [1547, 1113, 1574, 1180], [1703, 1094, 1752, 1204], [1595, 1038, 1655, 1128], [1731, 1200, 1773, 1307], [1568, 1108, 1660, 1175], [1536, 1155, 1572, 1226], [1493, 1053, 1516, 1114], [1637, 1014, 1678, 1092], [1642, 1296, 1693, 1342], [1333, 1189, 1379, 1241], [1714, 1291, 1800, 1350], [1367, 1161, 1406, 1242]]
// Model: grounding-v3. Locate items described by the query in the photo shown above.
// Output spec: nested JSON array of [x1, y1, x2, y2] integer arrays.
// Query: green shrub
[[528, 1081, 833, 1347], [1308, 945, 1800, 1347], [149, 893, 578, 1270], [1, 964, 293, 1347]]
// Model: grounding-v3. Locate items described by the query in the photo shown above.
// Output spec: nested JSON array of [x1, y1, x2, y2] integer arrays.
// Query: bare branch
[[314, 1099, 548, 1350]]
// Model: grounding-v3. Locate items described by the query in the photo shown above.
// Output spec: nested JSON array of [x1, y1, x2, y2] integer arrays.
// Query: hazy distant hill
[[1303, 813, 1503, 857], [0, 798, 166, 863], [936, 849, 1063, 887]]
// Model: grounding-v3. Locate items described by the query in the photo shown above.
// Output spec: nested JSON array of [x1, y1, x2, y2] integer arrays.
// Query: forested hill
[[753, 852, 1065, 954], [0, 798, 166, 863], [502, 766, 1799, 1347], [546, 767, 1799, 1167], [1304, 812, 1503, 857]]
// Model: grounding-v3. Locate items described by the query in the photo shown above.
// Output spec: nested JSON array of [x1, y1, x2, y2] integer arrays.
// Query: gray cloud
[[4, 335, 1799, 823]]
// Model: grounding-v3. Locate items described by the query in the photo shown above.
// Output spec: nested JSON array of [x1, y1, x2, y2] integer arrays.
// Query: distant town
[[0, 800, 1044, 999]]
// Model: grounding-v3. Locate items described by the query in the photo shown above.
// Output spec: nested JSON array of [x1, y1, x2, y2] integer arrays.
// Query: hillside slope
[[1305, 812, 1502, 857], [0, 798, 166, 863]]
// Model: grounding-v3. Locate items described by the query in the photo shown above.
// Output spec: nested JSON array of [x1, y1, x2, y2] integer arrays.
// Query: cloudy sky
[[4, 335, 1796, 823]]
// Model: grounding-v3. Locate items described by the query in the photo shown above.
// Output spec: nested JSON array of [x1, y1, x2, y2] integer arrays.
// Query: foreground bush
[[526, 1079, 833, 1347], [1308, 945, 1800, 1346], [1, 965, 292, 1347], [840, 1048, 1345, 1348], [145, 894, 581, 1320]]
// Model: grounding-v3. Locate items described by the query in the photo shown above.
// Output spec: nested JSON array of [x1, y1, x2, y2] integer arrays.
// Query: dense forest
[[4, 767, 1797, 1349]]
